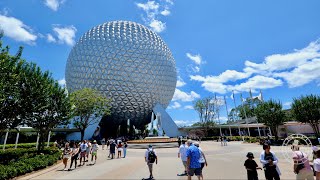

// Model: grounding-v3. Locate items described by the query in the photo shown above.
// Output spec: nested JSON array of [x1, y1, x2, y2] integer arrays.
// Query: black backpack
[[148, 149, 156, 163]]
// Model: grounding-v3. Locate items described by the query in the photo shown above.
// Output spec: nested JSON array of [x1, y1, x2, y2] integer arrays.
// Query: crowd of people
[[60, 138, 128, 171]]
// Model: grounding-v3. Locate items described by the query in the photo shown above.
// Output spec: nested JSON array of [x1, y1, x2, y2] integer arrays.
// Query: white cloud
[[184, 105, 194, 110], [58, 78, 66, 87], [274, 59, 320, 88], [172, 88, 200, 102], [283, 101, 292, 107], [0, 15, 37, 44], [149, 19, 166, 33], [47, 33, 56, 42], [161, 9, 170, 16], [49, 25, 77, 46], [186, 53, 202, 65], [231, 75, 283, 92], [44, 0, 65, 11], [135, 0, 173, 33], [174, 120, 198, 127], [190, 39, 320, 94], [168, 102, 181, 109], [176, 76, 186, 87]]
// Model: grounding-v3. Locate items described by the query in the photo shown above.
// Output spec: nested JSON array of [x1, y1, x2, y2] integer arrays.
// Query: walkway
[[19, 141, 295, 179]]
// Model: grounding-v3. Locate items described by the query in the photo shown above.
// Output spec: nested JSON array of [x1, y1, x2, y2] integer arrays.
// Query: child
[[244, 152, 262, 180], [90, 140, 99, 164]]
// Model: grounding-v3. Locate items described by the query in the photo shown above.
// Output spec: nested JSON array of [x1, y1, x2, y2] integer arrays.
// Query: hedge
[[0, 147, 59, 165], [0, 150, 61, 180], [0, 142, 53, 149]]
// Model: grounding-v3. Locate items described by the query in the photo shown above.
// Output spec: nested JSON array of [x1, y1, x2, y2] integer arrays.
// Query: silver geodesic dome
[[65, 21, 177, 127]]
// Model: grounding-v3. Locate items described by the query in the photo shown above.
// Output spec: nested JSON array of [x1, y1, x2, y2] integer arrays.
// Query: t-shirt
[[198, 147, 205, 163], [91, 144, 99, 153], [244, 159, 258, 174], [314, 158, 320, 172], [292, 151, 312, 173], [186, 144, 201, 169], [80, 143, 88, 152], [179, 144, 188, 162]]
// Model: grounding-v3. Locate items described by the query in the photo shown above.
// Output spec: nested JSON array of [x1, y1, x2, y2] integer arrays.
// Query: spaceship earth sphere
[[65, 21, 177, 127]]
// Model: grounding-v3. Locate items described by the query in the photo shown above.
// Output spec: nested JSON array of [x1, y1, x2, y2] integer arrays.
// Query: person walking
[[194, 142, 207, 180], [101, 138, 106, 150], [313, 150, 320, 180], [69, 143, 79, 171], [145, 145, 158, 179], [79, 140, 88, 166], [186, 140, 201, 180], [260, 144, 281, 180], [223, 136, 228, 146], [117, 142, 123, 158], [244, 152, 262, 180], [178, 139, 188, 176], [62, 142, 71, 171], [123, 142, 128, 158], [109, 140, 116, 159], [107, 139, 110, 149], [291, 145, 314, 180], [86, 140, 92, 161], [91, 140, 99, 164]]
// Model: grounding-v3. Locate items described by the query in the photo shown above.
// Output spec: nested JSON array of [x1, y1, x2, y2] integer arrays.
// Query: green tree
[[70, 88, 111, 141], [254, 100, 286, 141], [23, 63, 71, 151], [193, 97, 217, 136], [0, 33, 25, 131], [291, 94, 320, 138]]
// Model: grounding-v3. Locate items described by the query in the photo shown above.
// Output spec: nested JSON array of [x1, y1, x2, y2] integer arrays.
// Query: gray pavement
[[19, 141, 297, 179]]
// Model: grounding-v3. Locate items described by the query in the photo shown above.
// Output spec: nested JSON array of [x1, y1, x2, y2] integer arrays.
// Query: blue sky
[[1, 0, 320, 127]]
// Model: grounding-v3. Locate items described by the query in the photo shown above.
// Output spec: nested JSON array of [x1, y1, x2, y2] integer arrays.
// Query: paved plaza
[[20, 141, 295, 179]]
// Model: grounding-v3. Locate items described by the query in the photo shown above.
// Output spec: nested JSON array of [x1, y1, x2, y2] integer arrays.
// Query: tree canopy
[[70, 88, 111, 140], [291, 94, 320, 138]]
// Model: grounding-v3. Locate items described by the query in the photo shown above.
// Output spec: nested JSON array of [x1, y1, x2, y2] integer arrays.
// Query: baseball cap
[[246, 152, 254, 158]]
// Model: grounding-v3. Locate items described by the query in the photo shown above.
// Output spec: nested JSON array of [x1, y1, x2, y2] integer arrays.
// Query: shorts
[[200, 163, 205, 170], [188, 168, 202, 176], [80, 151, 86, 157], [147, 163, 153, 171], [182, 161, 187, 168], [63, 155, 70, 159], [118, 148, 123, 152], [92, 152, 97, 156]]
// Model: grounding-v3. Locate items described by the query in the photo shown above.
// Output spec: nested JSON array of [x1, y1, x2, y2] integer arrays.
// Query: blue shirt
[[186, 144, 201, 168]]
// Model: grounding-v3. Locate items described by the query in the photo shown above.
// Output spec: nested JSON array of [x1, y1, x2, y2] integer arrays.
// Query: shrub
[[0, 150, 61, 180], [0, 142, 53, 149]]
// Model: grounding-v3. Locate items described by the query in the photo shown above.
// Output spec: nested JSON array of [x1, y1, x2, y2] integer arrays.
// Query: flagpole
[[241, 93, 251, 136], [215, 94, 222, 137], [232, 91, 243, 141], [250, 89, 261, 138], [224, 96, 232, 137]]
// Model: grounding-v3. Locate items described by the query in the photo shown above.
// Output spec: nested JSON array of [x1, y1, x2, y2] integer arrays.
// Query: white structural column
[[15, 127, 21, 149], [257, 126, 261, 137], [35, 133, 40, 149], [268, 127, 272, 136], [3, 129, 9, 151], [47, 131, 51, 147]]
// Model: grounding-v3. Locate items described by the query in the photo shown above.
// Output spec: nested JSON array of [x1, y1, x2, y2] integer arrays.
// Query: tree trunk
[[80, 129, 85, 141], [271, 126, 279, 141], [310, 123, 320, 138]]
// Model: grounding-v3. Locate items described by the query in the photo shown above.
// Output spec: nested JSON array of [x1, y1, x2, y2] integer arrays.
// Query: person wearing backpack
[[145, 145, 158, 179], [260, 144, 281, 180], [291, 145, 313, 180]]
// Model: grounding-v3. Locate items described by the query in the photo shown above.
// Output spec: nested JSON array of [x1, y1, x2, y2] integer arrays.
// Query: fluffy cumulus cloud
[[58, 78, 66, 87], [176, 76, 186, 87], [190, 38, 320, 94], [168, 102, 181, 109], [135, 0, 174, 33], [172, 88, 200, 102], [47, 25, 77, 46], [44, 0, 65, 11], [0, 15, 37, 44]]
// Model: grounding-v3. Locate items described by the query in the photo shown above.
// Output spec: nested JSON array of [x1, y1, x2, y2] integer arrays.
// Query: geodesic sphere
[[65, 21, 177, 125]]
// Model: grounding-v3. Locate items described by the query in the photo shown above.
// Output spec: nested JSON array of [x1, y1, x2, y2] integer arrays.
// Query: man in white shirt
[[79, 140, 88, 166], [178, 139, 188, 175], [145, 145, 158, 179], [90, 140, 99, 164]]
